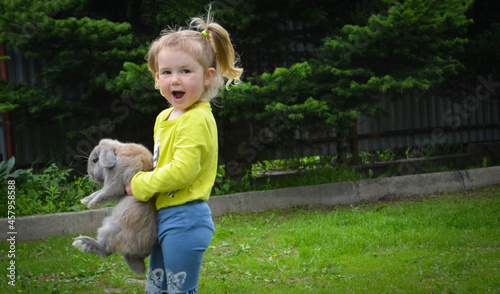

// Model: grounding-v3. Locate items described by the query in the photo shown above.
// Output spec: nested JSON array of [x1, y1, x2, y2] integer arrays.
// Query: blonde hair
[[146, 10, 243, 102]]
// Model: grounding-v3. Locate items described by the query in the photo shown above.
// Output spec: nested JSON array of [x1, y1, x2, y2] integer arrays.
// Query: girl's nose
[[171, 73, 181, 85]]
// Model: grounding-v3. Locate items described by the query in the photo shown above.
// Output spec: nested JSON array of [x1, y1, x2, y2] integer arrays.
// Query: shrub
[[0, 161, 99, 217]]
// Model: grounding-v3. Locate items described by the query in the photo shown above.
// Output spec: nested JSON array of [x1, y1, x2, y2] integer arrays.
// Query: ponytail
[[190, 11, 243, 89]]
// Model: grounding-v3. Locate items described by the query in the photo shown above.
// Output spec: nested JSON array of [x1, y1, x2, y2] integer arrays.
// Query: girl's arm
[[130, 115, 214, 202]]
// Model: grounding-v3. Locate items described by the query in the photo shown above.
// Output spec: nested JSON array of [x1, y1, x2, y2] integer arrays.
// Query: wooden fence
[[2, 49, 499, 168]]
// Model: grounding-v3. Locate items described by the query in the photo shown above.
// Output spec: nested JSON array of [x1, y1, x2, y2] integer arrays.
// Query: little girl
[[125, 12, 242, 294]]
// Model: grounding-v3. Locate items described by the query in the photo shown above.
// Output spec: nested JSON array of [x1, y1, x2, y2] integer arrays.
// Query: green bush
[[0, 161, 99, 217], [211, 161, 366, 196]]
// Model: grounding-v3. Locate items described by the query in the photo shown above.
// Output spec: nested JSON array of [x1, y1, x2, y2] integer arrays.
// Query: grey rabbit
[[73, 138, 158, 275]]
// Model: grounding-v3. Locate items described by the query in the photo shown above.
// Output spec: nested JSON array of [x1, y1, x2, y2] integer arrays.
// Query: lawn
[[1, 185, 499, 293]]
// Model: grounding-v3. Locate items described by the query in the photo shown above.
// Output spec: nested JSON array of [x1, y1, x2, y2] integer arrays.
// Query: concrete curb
[[208, 166, 500, 215], [2, 166, 499, 241]]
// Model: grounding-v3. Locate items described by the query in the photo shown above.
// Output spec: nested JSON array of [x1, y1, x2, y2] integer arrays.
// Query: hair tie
[[201, 30, 209, 38]]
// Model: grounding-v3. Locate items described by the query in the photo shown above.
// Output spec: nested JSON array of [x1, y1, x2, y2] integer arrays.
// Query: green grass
[[1, 186, 499, 293]]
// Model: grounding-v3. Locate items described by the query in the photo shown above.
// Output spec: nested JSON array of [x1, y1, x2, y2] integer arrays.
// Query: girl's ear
[[155, 73, 160, 89], [205, 67, 216, 86], [155, 73, 166, 97]]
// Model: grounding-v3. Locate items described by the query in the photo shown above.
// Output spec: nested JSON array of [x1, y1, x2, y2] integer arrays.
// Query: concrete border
[[2, 166, 499, 241]]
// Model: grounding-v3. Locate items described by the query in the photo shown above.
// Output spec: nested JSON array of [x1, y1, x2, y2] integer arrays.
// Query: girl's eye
[[182, 69, 191, 74], [162, 71, 171, 75]]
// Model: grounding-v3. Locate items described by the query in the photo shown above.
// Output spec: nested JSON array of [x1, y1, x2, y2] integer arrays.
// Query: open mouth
[[172, 91, 185, 101]]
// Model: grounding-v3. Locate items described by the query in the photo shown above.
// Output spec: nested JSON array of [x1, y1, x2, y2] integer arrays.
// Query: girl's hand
[[125, 182, 133, 196]]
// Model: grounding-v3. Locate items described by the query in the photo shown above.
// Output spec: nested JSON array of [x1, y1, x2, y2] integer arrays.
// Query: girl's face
[[156, 49, 215, 116]]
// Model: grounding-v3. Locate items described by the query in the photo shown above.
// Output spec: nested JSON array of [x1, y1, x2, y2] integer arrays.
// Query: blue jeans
[[145, 200, 215, 294]]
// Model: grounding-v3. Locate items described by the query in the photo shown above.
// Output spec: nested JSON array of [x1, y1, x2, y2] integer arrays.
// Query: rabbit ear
[[99, 147, 117, 168]]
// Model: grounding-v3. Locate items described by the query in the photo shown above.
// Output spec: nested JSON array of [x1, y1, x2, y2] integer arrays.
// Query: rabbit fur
[[72, 139, 158, 275]]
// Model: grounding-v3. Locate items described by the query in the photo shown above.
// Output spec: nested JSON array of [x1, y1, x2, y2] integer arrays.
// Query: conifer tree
[[0, 0, 142, 122], [291, 0, 474, 164], [219, 0, 475, 168]]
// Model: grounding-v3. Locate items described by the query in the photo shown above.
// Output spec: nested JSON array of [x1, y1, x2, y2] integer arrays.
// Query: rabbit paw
[[73, 236, 96, 252], [81, 191, 99, 206], [81, 197, 92, 205], [72, 236, 109, 257], [82, 191, 104, 208], [87, 199, 103, 209]]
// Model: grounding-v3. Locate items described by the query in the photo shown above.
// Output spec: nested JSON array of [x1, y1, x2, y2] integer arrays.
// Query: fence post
[[352, 120, 359, 165]]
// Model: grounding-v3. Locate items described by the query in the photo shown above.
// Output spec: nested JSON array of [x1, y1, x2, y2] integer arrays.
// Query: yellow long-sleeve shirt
[[131, 102, 218, 210]]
